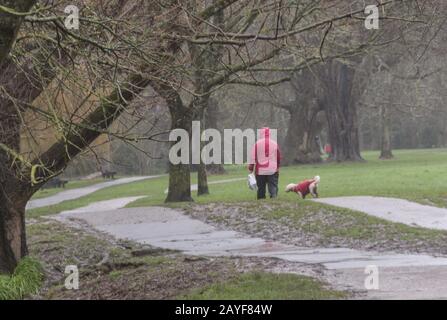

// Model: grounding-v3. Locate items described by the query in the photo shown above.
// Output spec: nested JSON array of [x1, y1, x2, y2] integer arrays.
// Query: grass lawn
[[27, 148, 447, 217], [23, 148, 447, 300], [181, 272, 346, 300], [130, 148, 447, 208]]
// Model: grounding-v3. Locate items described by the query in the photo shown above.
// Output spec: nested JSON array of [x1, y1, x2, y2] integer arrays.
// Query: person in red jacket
[[248, 127, 281, 199], [285, 176, 320, 199]]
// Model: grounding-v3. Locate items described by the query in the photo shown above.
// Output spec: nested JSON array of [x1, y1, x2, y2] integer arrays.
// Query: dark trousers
[[256, 172, 279, 199]]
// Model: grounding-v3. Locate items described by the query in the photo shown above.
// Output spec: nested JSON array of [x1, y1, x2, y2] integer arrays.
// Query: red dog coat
[[293, 179, 316, 198]]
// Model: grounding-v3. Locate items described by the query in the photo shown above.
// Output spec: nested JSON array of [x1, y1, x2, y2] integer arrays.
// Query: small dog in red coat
[[285, 176, 320, 199]]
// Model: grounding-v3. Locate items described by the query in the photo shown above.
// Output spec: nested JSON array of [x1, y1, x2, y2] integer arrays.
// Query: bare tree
[[0, 0, 170, 273]]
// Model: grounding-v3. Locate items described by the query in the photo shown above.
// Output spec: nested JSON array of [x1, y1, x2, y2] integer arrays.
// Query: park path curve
[[313, 196, 447, 230], [27, 176, 162, 210], [54, 198, 447, 299]]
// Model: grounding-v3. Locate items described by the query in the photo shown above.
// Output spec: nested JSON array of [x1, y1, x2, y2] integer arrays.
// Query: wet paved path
[[54, 198, 447, 299], [27, 176, 161, 210], [314, 196, 447, 230]]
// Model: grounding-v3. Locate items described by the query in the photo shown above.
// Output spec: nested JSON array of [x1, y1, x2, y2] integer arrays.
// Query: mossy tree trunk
[[0, 189, 29, 274], [0, 0, 37, 64], [165, 95, 194, 203], [0, 83, 30, 274], [0, 0, 40, 274]]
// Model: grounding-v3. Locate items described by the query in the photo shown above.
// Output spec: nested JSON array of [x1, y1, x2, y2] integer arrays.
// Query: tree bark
[[165, 95, 194, 203], [0, 81, 29, 274], [0, 190, 28, 274], [197, 162, 209, 195], [379, 105, 393, 159], [0, 0, 37, 64], [282, 106, 323, 165], [0, 55, 50, 274], [380, 74, 394, 159], [282, 109, 302, 165], [205, 99, 226, 174], [166, 162, 193, 202], [297, 108, 324, 164], [196, 104, 209, 196], [324, 62, 363, 162]]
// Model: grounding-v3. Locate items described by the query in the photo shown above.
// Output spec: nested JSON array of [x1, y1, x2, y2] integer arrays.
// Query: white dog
[[285, 176, 320, 199]]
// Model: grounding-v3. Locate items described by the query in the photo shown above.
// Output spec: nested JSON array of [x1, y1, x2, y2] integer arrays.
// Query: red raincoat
[[248, 127, 281, 175]]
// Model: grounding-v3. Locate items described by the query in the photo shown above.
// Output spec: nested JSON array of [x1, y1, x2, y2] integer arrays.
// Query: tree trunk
[[165, 162, 193, 202], [380, 74, 394, 159], [0, 77, 29, 274], [297, 109, 324, 164], [0, 0, 37, 64], [282, 106, 323, 165], [0, 60, 33, 275], [165, 96, 194, 203], [0, 191, 28, 274], [205, 99, 226, 174], [324, 62, 363, 162], [197, 162, 209, 195], [192, 1, 226, 189], [282, 110, 302, 166], [196, 104, 209, 196], [379, 105, 393, 159], [0, 14, 65, 273], [325, 106, 363, 162]]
